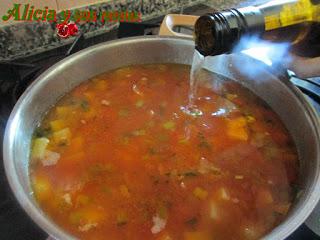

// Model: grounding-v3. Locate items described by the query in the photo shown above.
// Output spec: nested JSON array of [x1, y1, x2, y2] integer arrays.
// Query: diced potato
[[115, 67, 131, 76], [56, 106, 72, 118], [62, 193, 72, 206], [78, 222, 98, 232], [193, 187, 208, 200], [70, 205, 105, 227], [226, 117, 248, 141], [210, 202, 218, 220], [31, 137, 49, 160], [41, 150, 60, 166], [32, 175, 52, 201], [246, 115, 256, 123], [217, 187, 230, 201], [119, 185, 130, 198], [235, 175, 244, 180], [50, 120, 65, 131], [184, 231, 210, 240], [53, 128, 71, 145], [226, 93, 238, 101]]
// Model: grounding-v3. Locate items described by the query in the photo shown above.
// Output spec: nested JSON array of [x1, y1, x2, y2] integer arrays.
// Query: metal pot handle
[[159, 14, 199, 38]]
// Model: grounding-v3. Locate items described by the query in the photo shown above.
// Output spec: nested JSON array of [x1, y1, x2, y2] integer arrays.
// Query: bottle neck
[[194, 7, 265, 56]]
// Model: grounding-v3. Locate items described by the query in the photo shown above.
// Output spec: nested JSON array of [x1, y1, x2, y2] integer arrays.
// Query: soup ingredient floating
[[30, 64, 299, 240]]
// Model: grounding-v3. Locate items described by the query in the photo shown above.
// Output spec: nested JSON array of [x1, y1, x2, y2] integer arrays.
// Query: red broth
[[30, 64, 299, 240]]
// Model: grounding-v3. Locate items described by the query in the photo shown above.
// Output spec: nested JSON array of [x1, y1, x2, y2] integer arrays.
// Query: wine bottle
[[194, 0, 320, 57]]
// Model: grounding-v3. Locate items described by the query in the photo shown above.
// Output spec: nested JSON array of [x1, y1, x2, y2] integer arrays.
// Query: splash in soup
[[30, 64, 299, 240]]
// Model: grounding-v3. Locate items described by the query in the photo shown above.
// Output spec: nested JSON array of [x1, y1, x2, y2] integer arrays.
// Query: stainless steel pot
[[3, 36, 320, 240]]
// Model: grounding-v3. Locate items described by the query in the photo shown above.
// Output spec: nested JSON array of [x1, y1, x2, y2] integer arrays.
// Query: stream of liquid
[[181, 50, 205, 116]]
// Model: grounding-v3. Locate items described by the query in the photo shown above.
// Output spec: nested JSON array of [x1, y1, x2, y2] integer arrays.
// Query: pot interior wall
[[5, 36, 320, 240]]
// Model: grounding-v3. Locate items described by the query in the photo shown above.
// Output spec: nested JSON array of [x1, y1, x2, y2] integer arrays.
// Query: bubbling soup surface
[[30, 64, 299, 240]]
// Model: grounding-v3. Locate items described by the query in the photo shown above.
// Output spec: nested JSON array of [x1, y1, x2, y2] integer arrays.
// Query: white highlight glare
[[242, 46, 273, 66]]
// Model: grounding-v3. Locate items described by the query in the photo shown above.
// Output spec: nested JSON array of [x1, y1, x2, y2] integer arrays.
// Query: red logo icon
[[56, 23, 79, 38]]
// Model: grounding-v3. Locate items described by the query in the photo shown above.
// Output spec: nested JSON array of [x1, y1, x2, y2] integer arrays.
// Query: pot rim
[[3, 35, 320, 240]]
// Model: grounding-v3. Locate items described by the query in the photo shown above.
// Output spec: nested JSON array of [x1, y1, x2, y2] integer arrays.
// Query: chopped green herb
[[80, 100, 90, 111], [148, 147, 157, 155], [157, 134, 169, 142], [182, 171, 199, 177], [69, 212, 83, 225], [116, 212, 128, 226], [101, 185, 112, 195], [185, 217, 198, 227], [118, 109, 129, 117], [189, 108, 203, 117], [34, 127, 52, 138], [158, 205, 168, 219], [163, 121, 175, 130], [89, 163, 113, 176], [179, 138, 189, 144], [135, 99, 144, 108], [159, 105, 166, 116], [198, 132, 211, 150]]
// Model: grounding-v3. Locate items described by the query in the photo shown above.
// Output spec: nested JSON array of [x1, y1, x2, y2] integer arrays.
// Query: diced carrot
[[226, 117, 248, 141], [50, 120, 65, 131]]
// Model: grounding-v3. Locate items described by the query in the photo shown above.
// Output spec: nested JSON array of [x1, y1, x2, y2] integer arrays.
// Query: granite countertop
[[0, 0, 254, 61]]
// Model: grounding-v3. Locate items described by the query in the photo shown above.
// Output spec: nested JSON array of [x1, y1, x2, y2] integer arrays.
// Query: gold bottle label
[[265, 0, 316, 30]]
